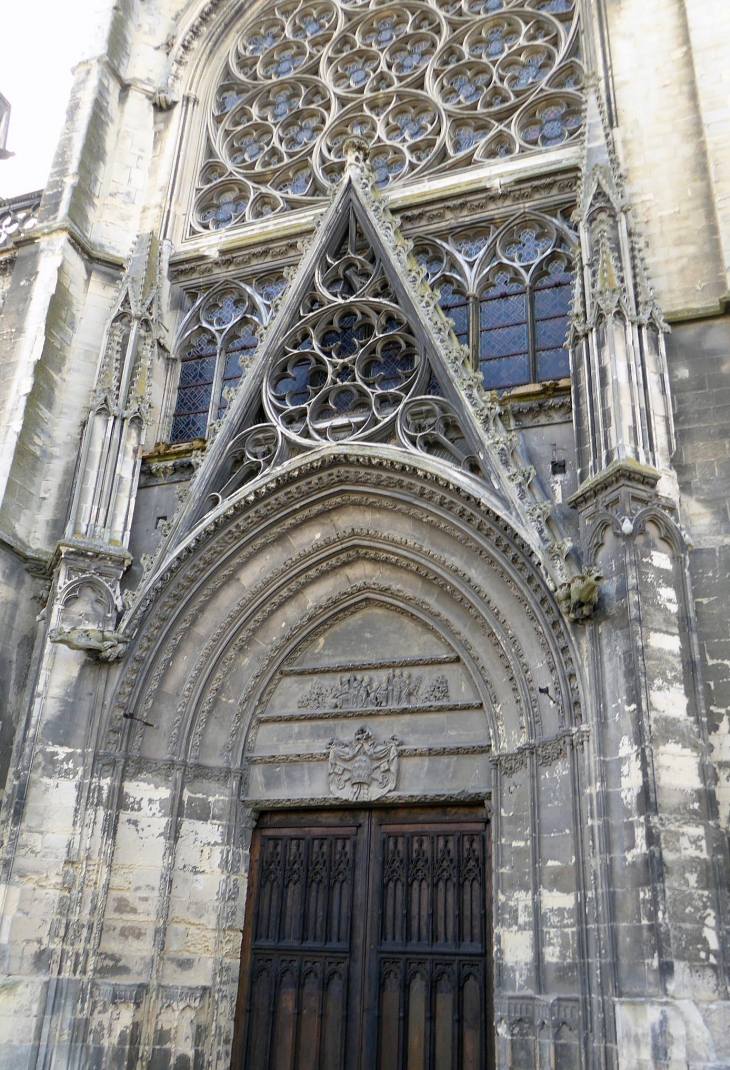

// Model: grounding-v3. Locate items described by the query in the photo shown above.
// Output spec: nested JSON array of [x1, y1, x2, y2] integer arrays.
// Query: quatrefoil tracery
[[193, 0, 582, 232]]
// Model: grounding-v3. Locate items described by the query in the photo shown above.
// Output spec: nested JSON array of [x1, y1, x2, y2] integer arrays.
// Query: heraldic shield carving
[[327, 726, 400, 802]]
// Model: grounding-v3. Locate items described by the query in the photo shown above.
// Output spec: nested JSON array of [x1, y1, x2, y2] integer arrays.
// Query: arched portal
[[87, 452, 590, 1070]]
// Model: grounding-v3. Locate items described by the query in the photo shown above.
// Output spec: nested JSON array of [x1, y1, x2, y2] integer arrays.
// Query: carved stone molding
[[491, 729, 580, 778], [327, 727, 400, 802], [109, 457, 582, 756]]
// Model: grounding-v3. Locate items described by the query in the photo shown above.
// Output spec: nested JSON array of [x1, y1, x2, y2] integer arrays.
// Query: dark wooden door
[[233, 807, 492, 1070]]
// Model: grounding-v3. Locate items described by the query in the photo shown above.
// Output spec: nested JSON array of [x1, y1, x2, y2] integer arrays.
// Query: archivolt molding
[[109, 457, 582, 760], [123, 452, 542, 633], [140, 541, 527, 762]]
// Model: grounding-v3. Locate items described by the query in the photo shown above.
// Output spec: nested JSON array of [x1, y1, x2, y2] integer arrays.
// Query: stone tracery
[[192, 0, 582, 232]]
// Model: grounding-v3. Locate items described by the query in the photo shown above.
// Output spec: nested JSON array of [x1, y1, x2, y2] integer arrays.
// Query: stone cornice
[[567, 458, 661, 512]]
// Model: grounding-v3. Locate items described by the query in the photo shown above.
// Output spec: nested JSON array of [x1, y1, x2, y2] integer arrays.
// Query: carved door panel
[[233, 808, 491, 1070], [365, 809, 492, 1070]]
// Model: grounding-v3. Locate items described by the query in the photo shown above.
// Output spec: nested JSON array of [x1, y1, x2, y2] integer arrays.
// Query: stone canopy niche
[[245, 600, 493, 803]]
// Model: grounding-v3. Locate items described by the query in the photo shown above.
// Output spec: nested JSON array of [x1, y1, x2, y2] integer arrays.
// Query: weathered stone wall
[[0, 1, 728, 1069], [667, 316, 730, 890]]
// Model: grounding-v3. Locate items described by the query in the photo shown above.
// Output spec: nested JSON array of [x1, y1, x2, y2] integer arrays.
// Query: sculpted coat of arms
[[327, 727, 400, 802]]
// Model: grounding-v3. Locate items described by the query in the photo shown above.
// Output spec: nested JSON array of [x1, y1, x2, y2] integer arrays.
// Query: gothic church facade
[[0, 1, 729, 1068]]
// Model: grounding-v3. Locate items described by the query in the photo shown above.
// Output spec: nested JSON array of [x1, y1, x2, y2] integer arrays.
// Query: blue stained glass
[[537, 347, 570, 380], [468, 0, 504, 11], [535, 316, 569, 349], [275, 360, 324, 406], [480, 322, 529, 360], [218, 90, 245, 113], [448, 305, 469, 342], [171, 412, 208, 443], [534, 282, 572, 319], [455, 234, 490, 259], [259, 278, 287, 303], [511, 55, 545, 89], [480, 291, 526, 329], [480, 354, 529, 390], [439, 285, 469, 345], [505, 228, 551, 264], [223, 353, 245, 379], [179, 357, 216, 387], [371, 151, 405, 188], [364, 341, 416, 388], [177, 384, 213, 412]]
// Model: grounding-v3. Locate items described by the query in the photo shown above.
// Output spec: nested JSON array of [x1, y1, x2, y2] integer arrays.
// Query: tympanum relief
[[244, 602, 493, 803]]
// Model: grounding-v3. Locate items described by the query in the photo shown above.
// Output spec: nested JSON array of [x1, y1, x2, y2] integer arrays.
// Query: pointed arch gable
[[158, 168, 569, 590]]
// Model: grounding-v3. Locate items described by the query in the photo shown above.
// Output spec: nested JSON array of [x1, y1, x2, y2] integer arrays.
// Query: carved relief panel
[[244, 601, 493, 804]]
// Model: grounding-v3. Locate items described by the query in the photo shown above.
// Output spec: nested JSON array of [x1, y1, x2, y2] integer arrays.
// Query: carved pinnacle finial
[[343, 137, 381, 193], [343, 135, 370, 166]]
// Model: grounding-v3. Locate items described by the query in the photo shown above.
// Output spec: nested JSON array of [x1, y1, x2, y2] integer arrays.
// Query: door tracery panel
[[234, 807, 492, 1070]]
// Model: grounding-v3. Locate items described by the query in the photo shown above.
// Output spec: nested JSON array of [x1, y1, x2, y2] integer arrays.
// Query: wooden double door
[[234, 807, 492, 1070]]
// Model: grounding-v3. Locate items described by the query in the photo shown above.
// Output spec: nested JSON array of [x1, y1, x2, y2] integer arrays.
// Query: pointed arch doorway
[[233, 806, 493, 1070]]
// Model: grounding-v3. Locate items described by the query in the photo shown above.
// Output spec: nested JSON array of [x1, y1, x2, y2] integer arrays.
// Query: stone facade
[[0, 1, 728, 1069]]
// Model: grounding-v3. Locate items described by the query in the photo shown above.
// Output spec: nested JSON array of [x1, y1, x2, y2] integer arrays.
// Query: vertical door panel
[[366, 811, 491, 1070], [235, 818, 364, 1070]]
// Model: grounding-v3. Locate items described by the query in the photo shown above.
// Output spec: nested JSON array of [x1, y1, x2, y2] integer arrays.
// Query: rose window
[[192, 0, 583, 233]]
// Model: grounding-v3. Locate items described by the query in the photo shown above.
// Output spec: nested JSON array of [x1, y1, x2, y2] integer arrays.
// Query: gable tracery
[[191, 0, 582, 234], [264, 212, 427, 445], [170, 203, 576, 444]]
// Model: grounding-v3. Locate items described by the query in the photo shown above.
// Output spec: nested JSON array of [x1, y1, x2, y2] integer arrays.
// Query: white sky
[[1, 0, 111, 199]]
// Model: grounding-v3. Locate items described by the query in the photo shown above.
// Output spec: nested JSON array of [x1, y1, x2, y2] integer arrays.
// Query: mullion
[[527, 284, 538, 384]]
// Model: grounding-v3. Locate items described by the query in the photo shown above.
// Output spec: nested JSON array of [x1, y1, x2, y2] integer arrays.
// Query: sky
[[1, 0, 111, 199]]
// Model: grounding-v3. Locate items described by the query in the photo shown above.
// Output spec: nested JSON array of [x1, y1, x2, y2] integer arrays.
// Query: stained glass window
[[171, 329, 218, 442], [192, 0, 583, 234], [170, 276, 286, 442], [438, 282, 469, 348], [418, 216, 575, 391], [478, 265, 573, 389]]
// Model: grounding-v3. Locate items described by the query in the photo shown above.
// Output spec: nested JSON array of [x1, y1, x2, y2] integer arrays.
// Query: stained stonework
[[0, 1, 729, 1069]]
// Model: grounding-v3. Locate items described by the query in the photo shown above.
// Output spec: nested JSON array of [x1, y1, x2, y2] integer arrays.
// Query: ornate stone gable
[[157, 156, 574, 598]]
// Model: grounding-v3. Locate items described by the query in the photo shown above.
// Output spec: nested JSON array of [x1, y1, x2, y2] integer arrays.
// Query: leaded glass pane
[[537, 346, 570, 380], [170, 411, 209, 442], [218, 321, 260, 416], [479, 280, 529, 389], [534, 268, 573, 381], [171, 329, 218, 442], [480, 353, 529, 389]]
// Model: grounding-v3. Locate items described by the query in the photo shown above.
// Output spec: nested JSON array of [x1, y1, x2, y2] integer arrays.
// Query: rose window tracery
[[263, 220, 426, 444], [192, 0, 582, 233]]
